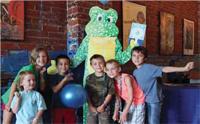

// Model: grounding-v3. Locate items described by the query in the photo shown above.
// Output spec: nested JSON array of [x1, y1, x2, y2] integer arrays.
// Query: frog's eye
[[107, 16, 114, 23], [97, 14, 103, 21]]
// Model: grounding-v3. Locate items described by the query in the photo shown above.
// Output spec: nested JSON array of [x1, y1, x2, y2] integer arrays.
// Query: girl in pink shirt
[[105, 59, 145, 124]]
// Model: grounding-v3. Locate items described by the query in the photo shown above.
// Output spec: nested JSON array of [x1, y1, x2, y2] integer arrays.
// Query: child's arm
[[97, 94, 112, 113], [162, 62, 194, 73], [39, 67, 47, 92], [11, 92, 21, 114], [52, 73, 73, 93], [6, 83, 17, 111], [97, 78, 115, 113], [85, 77, 97, 113], [33, 92, 47, 124], [120, 76, 133, 123], [32, 110, 44, 124], [113, 95, 121, 121]]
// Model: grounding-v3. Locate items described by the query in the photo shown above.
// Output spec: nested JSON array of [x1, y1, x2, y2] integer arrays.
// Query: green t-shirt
[[85, 73, 115, 107], [1, 64, 39, 104]]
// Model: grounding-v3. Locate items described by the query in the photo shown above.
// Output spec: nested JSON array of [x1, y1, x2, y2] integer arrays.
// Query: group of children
[[1, 46, 194, 124], [85, 46, 194, 124], [1, 47, 76, 124]]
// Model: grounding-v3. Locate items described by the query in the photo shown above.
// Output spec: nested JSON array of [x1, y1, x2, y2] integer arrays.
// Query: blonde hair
[[106, 59, 120, 67], [17, 71, 34, 91], [29, 46, 49, 65]]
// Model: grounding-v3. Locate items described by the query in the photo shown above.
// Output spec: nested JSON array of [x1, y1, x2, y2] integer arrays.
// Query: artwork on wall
[[122, 2, 146, 49], [1, 1, 24, 40], [183, 19, 194, 55], [67, 32, 79, 59], [160, 12, 174, 55]]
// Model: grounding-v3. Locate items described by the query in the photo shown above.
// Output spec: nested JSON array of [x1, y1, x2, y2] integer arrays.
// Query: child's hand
[[184, 62, 194, 71], [97, 104, 105, 113], [40, 66, 46, 75], [14, 92, 21, 99], [63, 73, 74, 82], [32, 117, 39, 124], [112, 112, 119, 121], [119, 112, 127, 124], [89, 106, 97, 113], [5, 104, 11, 112]]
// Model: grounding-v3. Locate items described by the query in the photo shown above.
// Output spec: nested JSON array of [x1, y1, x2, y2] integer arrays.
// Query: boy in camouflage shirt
[[85, 54, 115, 124]]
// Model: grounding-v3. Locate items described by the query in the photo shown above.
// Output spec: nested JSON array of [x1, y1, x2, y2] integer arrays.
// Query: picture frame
[[183, 19, 194, 55], [1, 1, 24, 40], [122, 2, 146, 50], [160, 12, 174, 55]]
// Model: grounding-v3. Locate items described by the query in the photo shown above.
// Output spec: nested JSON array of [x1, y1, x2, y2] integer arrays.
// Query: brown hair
[[131, 46, 148, 58], [55, 54, 70, 66], [17, 71, 35, 91], [90, 54, 105, 65], [29, 46, 49, 65]]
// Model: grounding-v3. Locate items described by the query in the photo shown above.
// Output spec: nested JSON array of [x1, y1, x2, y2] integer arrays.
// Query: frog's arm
[[115, 38, 138, 64], [71, 36, 89, 68]]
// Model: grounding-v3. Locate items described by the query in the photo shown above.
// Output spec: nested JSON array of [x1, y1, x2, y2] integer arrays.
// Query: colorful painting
[[67, 32, 79, 59], [160, 12, 174, 55], [129, 23, 146, 46], [123, 2, 146, 49], [1, 1, 24, 40], [183, 19, 194, 55]]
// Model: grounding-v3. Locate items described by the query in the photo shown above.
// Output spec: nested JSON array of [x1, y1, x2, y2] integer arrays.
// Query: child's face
[[21, 74, 36, 91], [91, 58, 105, 73], [131, 51, 145, 67], [105, 63, 120, 78], [36, 51, 48, 67], [57, 58, 70, 75]]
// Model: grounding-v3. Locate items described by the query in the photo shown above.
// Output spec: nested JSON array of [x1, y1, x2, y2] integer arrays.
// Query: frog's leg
[[70, 36, 89, 124]]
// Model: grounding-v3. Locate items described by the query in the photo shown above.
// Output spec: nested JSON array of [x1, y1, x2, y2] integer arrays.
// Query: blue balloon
[[60, 84, 87, 108]]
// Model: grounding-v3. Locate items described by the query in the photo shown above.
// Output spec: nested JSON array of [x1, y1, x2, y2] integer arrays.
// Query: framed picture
[[183, 19, 194, 55], [122, 2, 146, 49], [1, 1, 24, 40], [160, 12, 174, 55]]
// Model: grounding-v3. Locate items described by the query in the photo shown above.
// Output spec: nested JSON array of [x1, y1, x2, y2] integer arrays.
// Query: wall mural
[[183, 19, 194, 55], [1, 1, 24, 40], [160, 12, 174, 55]]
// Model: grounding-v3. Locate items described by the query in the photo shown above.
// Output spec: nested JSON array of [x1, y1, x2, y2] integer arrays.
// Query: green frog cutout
[[71, 6, 139, 84]]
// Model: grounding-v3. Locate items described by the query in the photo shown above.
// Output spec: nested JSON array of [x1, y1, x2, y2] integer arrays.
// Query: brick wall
[[1, 1, 199, 79], [1, 1, 67, 55], [66, 1, 115, 43], [66, 1, 199, 79]]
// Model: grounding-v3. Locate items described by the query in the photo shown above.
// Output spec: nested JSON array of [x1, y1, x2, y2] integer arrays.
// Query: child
[[11, 71, 47, 124], [85, 54, 115, 124], [1, 46, 50, 124], [105, 59, 145, 124], [48, 54, 76, 124], [131, 46, 194, 124]]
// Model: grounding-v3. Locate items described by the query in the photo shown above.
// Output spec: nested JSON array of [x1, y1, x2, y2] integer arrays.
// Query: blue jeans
[[146, 102, 162, 124]]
